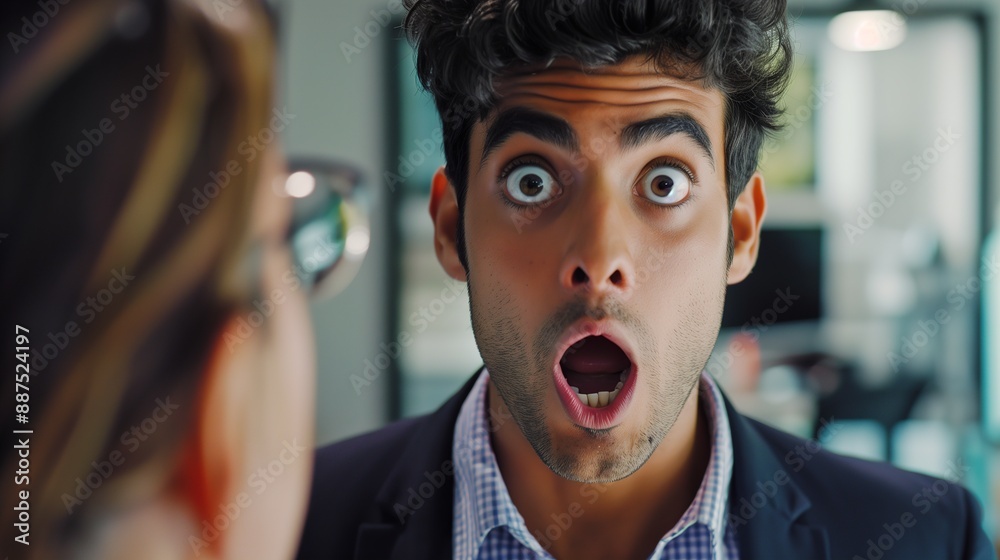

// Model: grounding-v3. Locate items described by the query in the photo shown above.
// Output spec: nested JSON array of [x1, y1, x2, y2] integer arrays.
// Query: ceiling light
[[829, 10, 907, 52]]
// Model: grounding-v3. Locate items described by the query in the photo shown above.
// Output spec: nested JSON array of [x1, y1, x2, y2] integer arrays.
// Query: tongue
[[560, 336, 630, 395]]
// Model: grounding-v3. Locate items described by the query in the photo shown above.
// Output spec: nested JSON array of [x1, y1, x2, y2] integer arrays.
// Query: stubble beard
[[466, 273, 724, 483]]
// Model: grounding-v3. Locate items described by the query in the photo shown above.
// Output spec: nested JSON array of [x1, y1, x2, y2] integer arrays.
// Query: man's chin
[[533, 424, 654, 484], [541, 449, 645, 484]]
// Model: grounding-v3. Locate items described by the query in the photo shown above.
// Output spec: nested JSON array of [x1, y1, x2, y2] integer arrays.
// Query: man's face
[[432, 57, 762, 483]]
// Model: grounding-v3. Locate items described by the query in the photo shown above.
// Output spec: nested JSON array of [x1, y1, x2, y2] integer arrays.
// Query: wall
[[281, 0, 400, 444]]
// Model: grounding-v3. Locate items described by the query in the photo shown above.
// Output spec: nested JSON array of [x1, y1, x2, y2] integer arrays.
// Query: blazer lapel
[[723, 395, 831, 560], [354, 370, 485, 560]]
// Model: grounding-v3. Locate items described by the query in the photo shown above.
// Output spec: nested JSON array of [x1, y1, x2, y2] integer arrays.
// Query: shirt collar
[[452, 369, 735, 559], [452, 370, 552, 558], [650, 372, 735, 559]]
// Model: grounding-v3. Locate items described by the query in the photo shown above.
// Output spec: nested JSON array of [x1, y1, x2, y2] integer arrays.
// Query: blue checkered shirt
[[452, 370, 739, 560]]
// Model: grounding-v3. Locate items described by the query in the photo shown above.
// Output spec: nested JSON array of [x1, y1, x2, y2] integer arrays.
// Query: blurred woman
[[0, 0, 335, 557]]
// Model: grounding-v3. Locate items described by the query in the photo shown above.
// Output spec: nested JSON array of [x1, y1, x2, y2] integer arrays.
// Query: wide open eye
[[504, 165, 558, 205], [639, 165, 691, 206]]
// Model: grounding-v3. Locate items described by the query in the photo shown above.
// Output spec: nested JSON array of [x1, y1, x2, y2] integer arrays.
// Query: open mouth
[[559, 335, 631, 409]]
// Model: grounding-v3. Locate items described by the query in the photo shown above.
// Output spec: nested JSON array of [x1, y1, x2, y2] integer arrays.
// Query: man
[[297, 0, 994, 558]]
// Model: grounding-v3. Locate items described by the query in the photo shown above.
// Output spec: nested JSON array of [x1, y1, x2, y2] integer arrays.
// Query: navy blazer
[[296, 371, 995, 559]]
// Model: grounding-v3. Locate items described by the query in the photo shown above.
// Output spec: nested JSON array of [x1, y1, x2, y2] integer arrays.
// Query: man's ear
[[727, 172, 767, 284], [429, 166, 467, 281]]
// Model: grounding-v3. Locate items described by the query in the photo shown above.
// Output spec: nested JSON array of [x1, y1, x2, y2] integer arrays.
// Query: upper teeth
[[571, 381, 625, 408]]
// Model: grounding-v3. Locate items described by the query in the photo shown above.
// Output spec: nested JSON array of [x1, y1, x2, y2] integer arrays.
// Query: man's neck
[[487, 379, 711, 560]]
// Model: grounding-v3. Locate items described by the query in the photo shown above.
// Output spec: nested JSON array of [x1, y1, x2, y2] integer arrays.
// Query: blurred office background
[[280, 0, 1000, 546]]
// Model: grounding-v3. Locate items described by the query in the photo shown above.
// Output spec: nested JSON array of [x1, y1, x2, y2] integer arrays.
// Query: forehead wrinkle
[[498, 70, 713, 96], [499, 84, 715, 104], [500, 92, 718, 113], [501, 57, 703, 80], [499, 78, 703, 93], [497, 80, 722, 116]]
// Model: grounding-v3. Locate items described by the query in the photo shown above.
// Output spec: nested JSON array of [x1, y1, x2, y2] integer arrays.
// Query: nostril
[[572, 267, 589, 285], [609, 270, 623, 286]]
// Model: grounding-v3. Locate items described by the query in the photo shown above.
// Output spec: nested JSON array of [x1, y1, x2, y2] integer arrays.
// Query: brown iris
[[649, 174, 674, 197], [520, 173, 544, 197]]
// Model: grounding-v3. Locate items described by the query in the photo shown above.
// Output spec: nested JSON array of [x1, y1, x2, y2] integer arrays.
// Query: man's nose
[[558, 183, 636, 298]]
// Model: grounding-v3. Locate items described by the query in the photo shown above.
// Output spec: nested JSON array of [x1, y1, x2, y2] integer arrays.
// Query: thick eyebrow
[[479, 107, 579, 169], [620, 113, 715, 168]]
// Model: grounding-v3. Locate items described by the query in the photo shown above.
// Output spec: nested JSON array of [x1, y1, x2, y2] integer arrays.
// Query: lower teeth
[[571, 381, 625, 408]]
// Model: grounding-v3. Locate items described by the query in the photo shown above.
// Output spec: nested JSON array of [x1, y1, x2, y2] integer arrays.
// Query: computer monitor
[[721, 227, 823, 328]]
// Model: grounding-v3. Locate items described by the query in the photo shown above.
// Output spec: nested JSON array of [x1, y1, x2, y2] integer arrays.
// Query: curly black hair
[[404, 0, 793, 268]]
